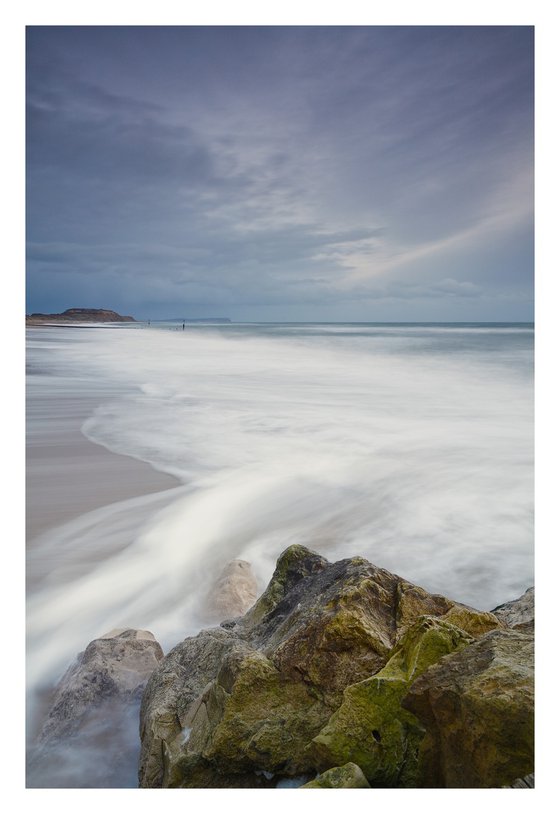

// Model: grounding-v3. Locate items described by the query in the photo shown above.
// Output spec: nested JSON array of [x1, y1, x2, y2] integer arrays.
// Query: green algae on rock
[[186, 648, 332, 778], [402, 628, 534, 787], [309, 616, 474, 787], [302, 763, 371, 788]]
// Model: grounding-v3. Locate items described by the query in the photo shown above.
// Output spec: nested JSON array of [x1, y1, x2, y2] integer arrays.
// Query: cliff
[[26, 308, 136, 324]]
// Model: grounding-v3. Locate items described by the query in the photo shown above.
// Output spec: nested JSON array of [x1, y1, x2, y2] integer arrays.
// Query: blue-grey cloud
[[26, 26, 533, 321]]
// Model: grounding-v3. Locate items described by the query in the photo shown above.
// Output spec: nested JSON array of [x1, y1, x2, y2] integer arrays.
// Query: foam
[[27, 324, 534, 695]]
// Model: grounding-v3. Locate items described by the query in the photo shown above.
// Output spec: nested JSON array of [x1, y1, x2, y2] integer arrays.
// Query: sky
[[26, 25, 534, 322]]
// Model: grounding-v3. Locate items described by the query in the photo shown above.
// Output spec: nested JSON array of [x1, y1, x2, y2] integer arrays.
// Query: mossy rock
[[440, 605, 502, 638], [170, 647, 332, 784], [302, 763, 371, 788], [309, 616, 474, 787], [395, 580, 501, 639], [402, 629, 534, 787], [382, 615, 474, 682], [139, 545, 520, 788], [395, 581, 453, 631], [165, 751, 278, 788], [270, 606, 393, 700]]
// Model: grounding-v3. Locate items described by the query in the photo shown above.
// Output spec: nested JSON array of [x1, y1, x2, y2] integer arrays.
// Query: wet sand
[[26, 391, 178, 544]]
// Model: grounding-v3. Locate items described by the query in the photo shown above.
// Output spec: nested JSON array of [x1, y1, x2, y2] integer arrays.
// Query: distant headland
[[26, 308, 136, 325]]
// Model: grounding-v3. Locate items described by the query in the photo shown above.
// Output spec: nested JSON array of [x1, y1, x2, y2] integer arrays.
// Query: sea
[[25, 321, 534, 786]]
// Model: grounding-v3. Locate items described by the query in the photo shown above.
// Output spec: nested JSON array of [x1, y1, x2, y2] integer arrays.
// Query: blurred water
[[26, 322, 533, 783]]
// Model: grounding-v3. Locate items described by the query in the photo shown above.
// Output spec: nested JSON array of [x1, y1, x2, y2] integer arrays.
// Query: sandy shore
[[26, 391, 178, 544]]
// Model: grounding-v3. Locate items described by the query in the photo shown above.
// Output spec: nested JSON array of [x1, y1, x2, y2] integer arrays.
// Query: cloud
[[26, 26, 534, 320]]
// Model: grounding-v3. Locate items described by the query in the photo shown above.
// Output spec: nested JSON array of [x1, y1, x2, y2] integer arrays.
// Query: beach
[[27, 391, 178, 543], [25, 322, 534, 786], [26, 328, 179, 595]]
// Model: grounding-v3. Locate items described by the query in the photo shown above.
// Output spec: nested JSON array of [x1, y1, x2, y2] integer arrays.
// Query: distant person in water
[[182, 321, 185, 330]]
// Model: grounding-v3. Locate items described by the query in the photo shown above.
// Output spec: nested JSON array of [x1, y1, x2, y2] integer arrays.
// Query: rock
[[302, 763, 371, 788], [309, 616, 474, 786], [243, 544, 330, 626], [139, 626, 245, 788], [439, 604, 503, 637], [395, 580, 454, 629], [39, 628, 163, 743], [395, 580, 502, 638], [205, 559, 259, 620], [179, 647, 329, 781], [504, 773, 535, 788], [492, 587, 534, 633], [139, 545, 508, 789], [402, 628, 534, 787], [29, 629, 163, 788]]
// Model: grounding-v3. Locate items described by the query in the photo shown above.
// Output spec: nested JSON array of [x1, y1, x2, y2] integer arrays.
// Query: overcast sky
[[26, 26, 533, 321]]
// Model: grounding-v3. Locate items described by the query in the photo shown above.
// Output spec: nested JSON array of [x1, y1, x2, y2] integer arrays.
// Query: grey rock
[[504, 773, 535, 788], [39, 628, 163, 744], [28, 628, 163, 788], [205, 559, 259, 621], [492, 586, 534, 632], [139, 626, 246, 788]]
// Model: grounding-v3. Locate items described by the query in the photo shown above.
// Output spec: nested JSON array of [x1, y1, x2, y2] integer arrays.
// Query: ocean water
[[26, 322, 533, 782]]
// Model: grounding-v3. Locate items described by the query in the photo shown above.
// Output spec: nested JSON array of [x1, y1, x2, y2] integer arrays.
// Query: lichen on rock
[[302, 762, 371, 788]]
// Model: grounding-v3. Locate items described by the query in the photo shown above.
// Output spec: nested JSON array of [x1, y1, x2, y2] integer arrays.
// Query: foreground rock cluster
[[139, 546, 534, 788], [32, 546, 534, 788]]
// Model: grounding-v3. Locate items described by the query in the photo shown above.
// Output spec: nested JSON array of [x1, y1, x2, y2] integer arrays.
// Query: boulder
[[205, 559, 259, 620], [139, 626, 246, 788], [402, 628, 534, 787], [302, 763, 371, 788], [29, 629, 163, 788], [39, 628, 163, 743], [139, 545, 506, 788]]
